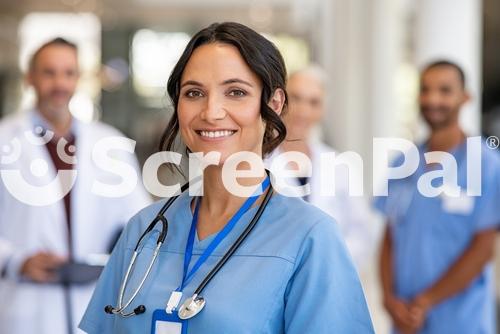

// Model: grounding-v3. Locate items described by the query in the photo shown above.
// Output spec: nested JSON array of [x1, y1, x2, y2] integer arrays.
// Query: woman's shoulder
[[260, 193, 344, 261], [270, 193, 335, 227]]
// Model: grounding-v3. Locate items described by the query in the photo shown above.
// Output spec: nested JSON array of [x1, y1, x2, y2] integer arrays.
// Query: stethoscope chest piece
[[178, 295, 206, 320]]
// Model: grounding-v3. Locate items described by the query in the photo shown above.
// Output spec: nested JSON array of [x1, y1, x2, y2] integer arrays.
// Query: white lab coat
[[267, 141, 377, 270], [0, 111, 151, 334]]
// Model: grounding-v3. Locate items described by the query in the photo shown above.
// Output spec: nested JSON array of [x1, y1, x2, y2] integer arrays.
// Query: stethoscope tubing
[[107, 174, 273, 317], [107, 183, 189, 317]]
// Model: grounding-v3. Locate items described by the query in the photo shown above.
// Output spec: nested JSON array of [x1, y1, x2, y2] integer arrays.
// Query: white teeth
[[199, 130, 235, 138]]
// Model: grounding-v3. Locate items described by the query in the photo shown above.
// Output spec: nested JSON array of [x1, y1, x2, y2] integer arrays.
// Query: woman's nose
[[200, 95, 227, 121]]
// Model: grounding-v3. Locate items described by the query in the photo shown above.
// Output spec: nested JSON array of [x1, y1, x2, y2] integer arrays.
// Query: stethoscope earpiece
[[134, 305, 146, 315], [104, 305, 114, 314]]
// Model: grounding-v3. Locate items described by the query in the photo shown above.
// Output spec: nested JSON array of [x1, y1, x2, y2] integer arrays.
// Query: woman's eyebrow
[[181, 78, 254, 88], [181, 80, 203, 88], [221, 78, 253, 87]]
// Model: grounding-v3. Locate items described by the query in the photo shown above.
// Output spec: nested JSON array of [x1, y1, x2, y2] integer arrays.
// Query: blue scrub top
[[79, 191, 374, 333], [374, 139, 500, 334]]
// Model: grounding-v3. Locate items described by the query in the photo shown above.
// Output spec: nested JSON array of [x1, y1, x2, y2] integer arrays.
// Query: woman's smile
[[195, 129, 237, 140]]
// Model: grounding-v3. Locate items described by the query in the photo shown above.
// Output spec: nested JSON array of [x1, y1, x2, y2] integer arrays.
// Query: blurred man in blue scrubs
[[375, 60, 500, 333]]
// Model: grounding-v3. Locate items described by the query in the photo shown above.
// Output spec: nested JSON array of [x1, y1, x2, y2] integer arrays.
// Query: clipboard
[[54, 262, 104, 285]]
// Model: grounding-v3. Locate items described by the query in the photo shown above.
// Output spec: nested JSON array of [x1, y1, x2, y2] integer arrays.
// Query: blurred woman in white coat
[[267, 66, 377, 270]]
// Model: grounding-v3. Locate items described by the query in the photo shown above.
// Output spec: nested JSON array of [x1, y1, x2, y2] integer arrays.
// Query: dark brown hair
[[422, 60, 466, 88], [159, 22, 287, 157]]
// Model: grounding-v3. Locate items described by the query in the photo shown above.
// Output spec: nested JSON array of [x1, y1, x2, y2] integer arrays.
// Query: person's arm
[[0, 239, 66, 283], [284, 218, 374, 333], [411, 155, 500, 326], [379, 225, 393, 305], [380, 225, 418, 334], [19, 252, 67, 282], [0, 186, 65, 282], [411, 228, 497, 316]]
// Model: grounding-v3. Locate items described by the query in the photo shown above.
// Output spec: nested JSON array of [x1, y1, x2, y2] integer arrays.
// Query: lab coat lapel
[[69, 119, 94, 260], [12, 112, 68, 254]]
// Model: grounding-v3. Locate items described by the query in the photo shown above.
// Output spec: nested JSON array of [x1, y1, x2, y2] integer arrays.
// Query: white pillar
[[318, 0, 371, 153], [316, 0, 402, 187], [414, 0, 482, 135]]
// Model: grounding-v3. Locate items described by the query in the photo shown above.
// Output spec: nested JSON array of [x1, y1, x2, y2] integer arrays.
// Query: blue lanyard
[[177, 176, 270, 292]]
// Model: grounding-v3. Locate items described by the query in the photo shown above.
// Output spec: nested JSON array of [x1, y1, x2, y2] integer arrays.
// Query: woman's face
[[178, 43, 265, 164]]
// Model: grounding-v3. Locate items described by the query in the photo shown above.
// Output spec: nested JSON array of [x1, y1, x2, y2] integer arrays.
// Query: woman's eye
[[228, 89, 246, 97], [185, 90, 203, 98]]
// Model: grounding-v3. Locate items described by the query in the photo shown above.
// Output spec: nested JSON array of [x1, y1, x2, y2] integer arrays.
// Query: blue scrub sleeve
[[283, 218, 374, 334], [79, 216, 132, 333], [474, 160, 500, 232]]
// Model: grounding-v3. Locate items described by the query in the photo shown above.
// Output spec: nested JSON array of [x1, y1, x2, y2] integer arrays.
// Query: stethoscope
[[105, 175, 274, 319]]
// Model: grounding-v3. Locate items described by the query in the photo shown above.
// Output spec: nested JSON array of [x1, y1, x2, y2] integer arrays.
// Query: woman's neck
[[195, 165, 267, 240]]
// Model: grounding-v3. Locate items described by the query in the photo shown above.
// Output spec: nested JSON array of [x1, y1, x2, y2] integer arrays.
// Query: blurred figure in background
[[0, 38, 151, 333], [267, 65, 377, 271], [375, 60, 500, 333]]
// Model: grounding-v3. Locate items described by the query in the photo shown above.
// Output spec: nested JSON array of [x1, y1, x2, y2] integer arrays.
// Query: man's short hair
[[29, 37, 78, 71], [421, 60, 466, 88]]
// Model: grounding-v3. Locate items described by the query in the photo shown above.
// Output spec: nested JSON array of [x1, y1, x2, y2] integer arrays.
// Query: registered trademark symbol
[[486, 136, 499, 149]]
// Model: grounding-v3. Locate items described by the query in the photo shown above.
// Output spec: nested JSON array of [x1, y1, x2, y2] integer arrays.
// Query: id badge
[[441, 192, 475, 215], [151, 309, 187, 334]]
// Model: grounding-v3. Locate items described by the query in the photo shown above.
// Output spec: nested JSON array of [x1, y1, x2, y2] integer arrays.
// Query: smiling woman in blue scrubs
[[79, 22, 374, 334]]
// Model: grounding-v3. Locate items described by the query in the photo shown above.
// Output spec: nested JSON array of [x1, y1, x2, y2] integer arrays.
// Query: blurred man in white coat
[[268, 66, 376, 270], [0, 38, 151, 333]]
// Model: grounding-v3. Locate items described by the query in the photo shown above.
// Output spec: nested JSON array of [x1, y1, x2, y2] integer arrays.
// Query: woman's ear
[[267, 88, 286, 116]]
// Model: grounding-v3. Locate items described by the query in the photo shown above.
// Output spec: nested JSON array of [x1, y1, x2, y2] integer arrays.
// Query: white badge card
[[151, 309, 186, 334], [441, 192, 475, 215]]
